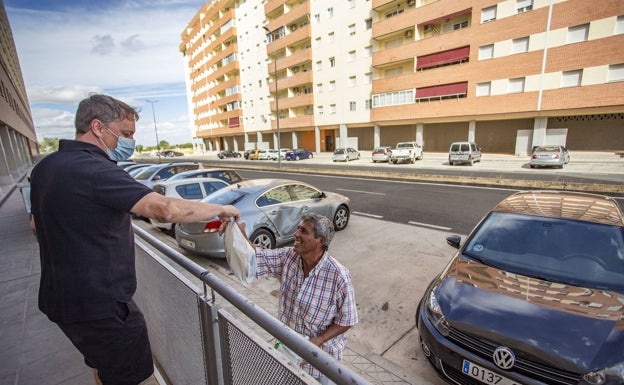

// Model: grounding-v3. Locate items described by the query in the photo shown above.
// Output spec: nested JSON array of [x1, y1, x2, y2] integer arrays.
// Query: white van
[[448, 142, 482, 166]]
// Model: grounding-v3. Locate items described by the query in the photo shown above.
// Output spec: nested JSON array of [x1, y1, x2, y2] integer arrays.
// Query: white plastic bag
[[223, 219, 257, 286]]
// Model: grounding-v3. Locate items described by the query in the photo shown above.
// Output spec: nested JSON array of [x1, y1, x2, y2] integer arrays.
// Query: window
[[512, 37, 529, 54], [516, 0, 533, 13], [479, 44, 494, 60], [329, 57, 335, 67], [348, 0, 355, 8], [616, 15, 624, 35], [350, 101, 356, 111], [365, 99, 372, 110], [314, 13, 320, 23], [330, 104, 336, 114], [386, 8, 404, 18], [365, 46, 373, 57], [328, 32, 335, 43], [372, 89, 414, 107], [348, 24, 356, 36], [348, 50, 356, 62], [567, 24, 589, 44], [349, 76, 356, 86], [365, 72, 372, 83], [561, 70, 582, 87], [385, 67, 403, 77], [476, 82, 491, 96], [290, 184, 321, 200], [508, 77, 525, 93], [385, 37, 402, 49], [314, 37, 321, 48], [327, 7, 334, 18], [317, 105, 324, 115], [481, 5, 497, 23], [365, 18, 372, 30], [453, 20, 469, 30], [316, 83, 323, 93], [315, 60, 322, 71], [607, 63, 624, 82], [329, 80, 336, 91]]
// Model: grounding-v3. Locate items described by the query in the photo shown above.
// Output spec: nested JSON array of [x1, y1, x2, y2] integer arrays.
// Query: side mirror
[[446, 235, 461, 249]]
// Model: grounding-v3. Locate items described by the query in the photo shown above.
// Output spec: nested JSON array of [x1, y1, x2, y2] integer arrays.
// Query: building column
[[291, 131, 298, 149], [373, 124, 380, 148], [314, 126, 320, 153], [416, 123, 424, 147], [468, 120, 476, 142], [339, 124, 347, 148], [532, 117, 548, 148]]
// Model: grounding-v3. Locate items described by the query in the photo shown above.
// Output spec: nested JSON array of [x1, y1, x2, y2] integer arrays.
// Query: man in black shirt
[[30, 94, 239, 385]]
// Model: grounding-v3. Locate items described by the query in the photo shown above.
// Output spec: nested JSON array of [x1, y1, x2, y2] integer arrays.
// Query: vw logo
[[493, 346, 515, 370]]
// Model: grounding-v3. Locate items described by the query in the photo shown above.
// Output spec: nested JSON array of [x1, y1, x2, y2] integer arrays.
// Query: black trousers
[[57, 300, 154, 385]]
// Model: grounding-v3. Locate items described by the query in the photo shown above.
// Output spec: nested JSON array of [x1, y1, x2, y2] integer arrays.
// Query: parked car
[[133, 162, 202, 188], [123, 163, 153, 174], [270, 148, 291, 160], [175, 179, 350, 258], [217, 150, 242, 159], [159, 150, 184, 157], [166, 168, 244, 184], [117, 161, 136, 169], [371, 146, 392, 163], [530, 145, 570, 168], [149, 177, 230, 230], [257, 149, 273, 160], [285, 149, 314, 161], [247, 150, 261, 160], [390, 142, 423, 164], [332, 147, 360, 162], [243, 149, 254, 159], [416, 190, 624, 385], [448, 141, 482, 165]]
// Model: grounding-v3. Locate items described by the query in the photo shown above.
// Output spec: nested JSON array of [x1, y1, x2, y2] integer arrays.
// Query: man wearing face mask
[[29, 94, 240, 385]]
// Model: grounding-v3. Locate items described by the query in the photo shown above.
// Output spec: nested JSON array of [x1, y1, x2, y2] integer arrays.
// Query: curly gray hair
[[300, 213, 334, 251]]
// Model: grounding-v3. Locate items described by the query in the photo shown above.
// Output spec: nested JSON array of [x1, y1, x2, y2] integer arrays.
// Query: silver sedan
[[175, 179, 351, 258], [530, 145, 570, 168]]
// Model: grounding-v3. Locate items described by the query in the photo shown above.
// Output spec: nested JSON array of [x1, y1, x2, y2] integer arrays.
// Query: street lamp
[[263, 26, 281, 168], [145, 99, 160, 156]]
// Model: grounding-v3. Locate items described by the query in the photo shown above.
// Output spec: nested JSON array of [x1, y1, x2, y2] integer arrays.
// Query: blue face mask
[[102, 127, 136, 161]]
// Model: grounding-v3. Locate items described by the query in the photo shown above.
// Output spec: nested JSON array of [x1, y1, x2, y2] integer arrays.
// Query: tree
[[135, 144, 144, 153], [39, 137, 59, 153]]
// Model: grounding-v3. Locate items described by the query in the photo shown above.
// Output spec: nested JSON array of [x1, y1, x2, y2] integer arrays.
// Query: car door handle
[[302, 205, 309, 211]]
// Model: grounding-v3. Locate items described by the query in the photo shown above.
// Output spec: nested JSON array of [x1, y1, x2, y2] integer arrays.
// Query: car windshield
[[463, 212, 624, 291], [134, 165, 160, 180], [334, 149, 345, 154]]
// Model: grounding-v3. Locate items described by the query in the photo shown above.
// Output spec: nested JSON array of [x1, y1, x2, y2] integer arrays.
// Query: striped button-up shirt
[[256, 247, 358, 378]]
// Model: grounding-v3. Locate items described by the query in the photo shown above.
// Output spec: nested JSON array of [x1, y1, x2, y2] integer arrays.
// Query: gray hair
[[300, 213, 334, 251], [75, 94, 139, 134]]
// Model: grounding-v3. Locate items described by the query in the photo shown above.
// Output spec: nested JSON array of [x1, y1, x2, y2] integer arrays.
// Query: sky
[[4, 0, 207, 147]]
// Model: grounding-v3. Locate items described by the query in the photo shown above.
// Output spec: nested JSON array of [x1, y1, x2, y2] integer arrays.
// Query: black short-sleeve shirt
[[30, 140, 153, 323]]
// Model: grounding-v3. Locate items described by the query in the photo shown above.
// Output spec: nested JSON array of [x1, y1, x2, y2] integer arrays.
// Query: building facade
[[0, 0, 37, 202], [180, 0, 624, 155]]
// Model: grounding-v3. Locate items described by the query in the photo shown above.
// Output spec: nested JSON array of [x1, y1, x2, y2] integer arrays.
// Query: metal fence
[[132, 225, 370, 385]]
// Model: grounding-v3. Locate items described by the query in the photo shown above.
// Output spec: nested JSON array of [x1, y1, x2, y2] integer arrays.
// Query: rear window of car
[[334, 149, 345, 154], [175, 183, 203, 200], [202, 188, 247, 206], [134, 165, 160, 180]]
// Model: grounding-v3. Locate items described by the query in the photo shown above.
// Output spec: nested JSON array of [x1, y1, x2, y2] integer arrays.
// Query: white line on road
[[336, 188, 386, 195], [353, 211, 384, 219], [408, 221, 452, 231]]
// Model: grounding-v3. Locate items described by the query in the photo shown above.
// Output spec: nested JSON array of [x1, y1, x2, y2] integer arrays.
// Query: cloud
[[121, 34, 145, 53], [28, 85, 103, 104], [91, 34, 115, 55]]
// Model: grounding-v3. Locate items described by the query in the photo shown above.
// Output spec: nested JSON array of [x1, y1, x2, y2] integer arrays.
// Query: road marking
[[408, 221, 452, 231], [336, 188, 386, 195], [353, 211, 383, 219]]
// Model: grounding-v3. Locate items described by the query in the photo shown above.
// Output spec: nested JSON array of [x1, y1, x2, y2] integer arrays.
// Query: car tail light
[[553, 154, 560, 159], [531, 154, 537, 159], [203, 218, 222, 233]]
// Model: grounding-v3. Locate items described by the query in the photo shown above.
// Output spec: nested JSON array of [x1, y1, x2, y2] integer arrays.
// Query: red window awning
[[419, 8, 471, 27], [416, 82, 468, 98], [416, 46, 470, 70], [228, 117, 240, 127]]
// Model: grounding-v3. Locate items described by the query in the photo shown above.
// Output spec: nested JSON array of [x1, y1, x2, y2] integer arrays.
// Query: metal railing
[[132, 225, 370, 385]]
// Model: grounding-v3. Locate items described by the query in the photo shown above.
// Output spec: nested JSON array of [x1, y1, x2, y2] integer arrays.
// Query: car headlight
[[425, 287, 450, 336], [584, 361, 624, 385]]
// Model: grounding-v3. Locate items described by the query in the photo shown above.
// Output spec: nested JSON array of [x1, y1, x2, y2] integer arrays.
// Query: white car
[[149, 177, 230, 230], [270, 148, 291, 160], [258, 149, 273, 160]]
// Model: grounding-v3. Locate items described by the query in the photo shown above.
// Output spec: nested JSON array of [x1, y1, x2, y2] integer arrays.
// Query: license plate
[[180, 238, 196, 249], [462, 360, 519, 385]]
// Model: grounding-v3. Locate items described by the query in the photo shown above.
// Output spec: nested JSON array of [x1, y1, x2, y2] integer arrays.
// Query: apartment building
[[180, 0, 624, 155]]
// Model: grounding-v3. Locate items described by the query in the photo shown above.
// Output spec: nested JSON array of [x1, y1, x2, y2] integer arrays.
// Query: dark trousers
[[57, 300, 154, 385]]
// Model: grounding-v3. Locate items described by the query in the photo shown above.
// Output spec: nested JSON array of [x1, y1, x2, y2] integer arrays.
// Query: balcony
[[265, 2, 310, 33], [272, 114, 314, 130], [269, 48, 312, 73], [271, 93, 313, 111]]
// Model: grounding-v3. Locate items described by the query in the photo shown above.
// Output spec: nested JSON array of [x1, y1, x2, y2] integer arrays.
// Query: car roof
[[492, 190, 624, 227]]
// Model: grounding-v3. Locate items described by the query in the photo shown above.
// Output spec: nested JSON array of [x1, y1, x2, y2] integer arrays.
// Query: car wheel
[[530, 164, 535, 168], [469, 159, 474, 166], [310, 154, 314, 159], [392, 160, 397, 164], [295, 155, 300, 161], [333, 205, 350, 231], [250, 228, 275, 249]]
